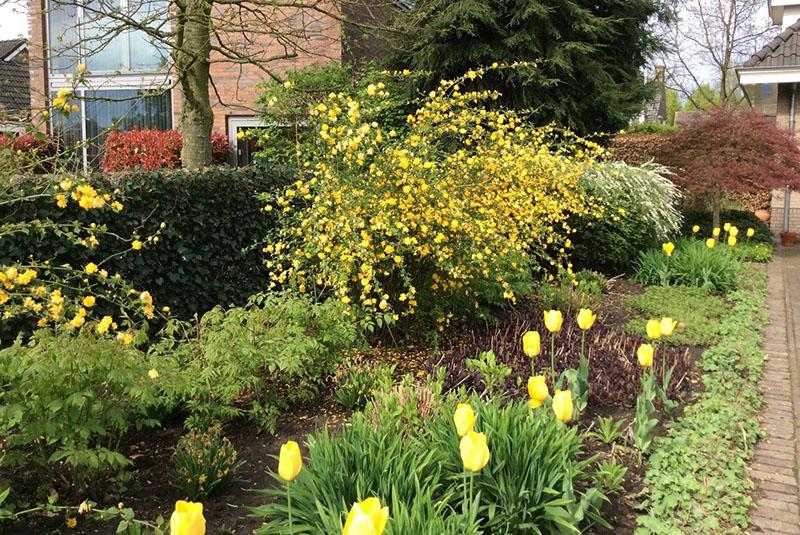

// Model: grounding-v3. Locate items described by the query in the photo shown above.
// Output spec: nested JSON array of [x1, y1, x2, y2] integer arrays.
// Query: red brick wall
[[27, 0, 48, 132]]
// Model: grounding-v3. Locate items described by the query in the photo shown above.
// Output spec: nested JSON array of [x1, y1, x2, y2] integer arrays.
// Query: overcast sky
[[0, 1, 27, 40]]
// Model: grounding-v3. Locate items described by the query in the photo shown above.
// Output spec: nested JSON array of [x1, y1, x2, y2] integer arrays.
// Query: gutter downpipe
[[785, 83, 797, 233]]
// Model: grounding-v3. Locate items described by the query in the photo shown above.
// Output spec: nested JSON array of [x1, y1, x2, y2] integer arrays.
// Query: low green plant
[[634, 239, 742, 293], [636, 267, 767, 532], [633, 371, 659, 462], [561, 355, 589, 419], [593, 459, 627, 493], [535, 269, 606, 315], [465, 350, 512, 397], [334, 357, 396, 410], [625, 286, 728, 346], [172, 425, 244, 500], [734, 241, 773, 263], [0, 331, 161, 491], [592, 416, 624, 445]]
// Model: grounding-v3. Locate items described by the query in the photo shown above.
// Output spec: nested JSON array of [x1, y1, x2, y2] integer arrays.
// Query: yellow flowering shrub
[[265, 70, 604, 325]]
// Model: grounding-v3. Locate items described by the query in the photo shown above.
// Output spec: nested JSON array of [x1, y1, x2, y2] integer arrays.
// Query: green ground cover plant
[[635, 266, 766, 533], [625, 286, 728, 346]]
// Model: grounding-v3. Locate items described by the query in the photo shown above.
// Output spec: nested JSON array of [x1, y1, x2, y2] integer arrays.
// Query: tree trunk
[[174, 0, 213, 169]]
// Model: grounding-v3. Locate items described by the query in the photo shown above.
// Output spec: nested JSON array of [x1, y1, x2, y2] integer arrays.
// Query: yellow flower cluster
[[266, 71, 603, 321], [52, 87, 79, 113]]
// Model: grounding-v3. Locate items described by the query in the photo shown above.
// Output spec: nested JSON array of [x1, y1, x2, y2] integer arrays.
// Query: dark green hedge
[[0, 164, 291, 319], [680, 209, 774, 244]]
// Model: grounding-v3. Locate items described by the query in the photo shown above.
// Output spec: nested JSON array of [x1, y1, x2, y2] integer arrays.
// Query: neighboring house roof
[[0, 39, 30, 121], [744, 20, 800, 68]]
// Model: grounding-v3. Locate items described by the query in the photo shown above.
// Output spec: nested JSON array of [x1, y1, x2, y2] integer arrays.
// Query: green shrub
[[534, 269, 606, 314], [634, 239, 742, 293], [734, 241, 773, 263], [571, 162, 682, 274], [333, 356, 396, 411], [253, 394, 607, 534], [625, 286, 728, 346], [681, 209, 773, 244], [172, 425, 244, 500], [625, 122, 681, 135], [150, 293, 360, 431], [0, 331, 161, 490]]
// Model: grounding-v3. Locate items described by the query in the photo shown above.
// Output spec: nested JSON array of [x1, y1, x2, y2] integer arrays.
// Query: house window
[[47, 0, 169, 75]]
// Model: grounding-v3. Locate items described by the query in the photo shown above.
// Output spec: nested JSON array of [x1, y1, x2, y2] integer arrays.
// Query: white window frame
[[227, 116, 266, 166]]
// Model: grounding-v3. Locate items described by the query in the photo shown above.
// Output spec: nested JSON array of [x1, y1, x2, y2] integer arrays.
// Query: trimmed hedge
[[0, 164, 291, 320], [680, 209, 773, 244]]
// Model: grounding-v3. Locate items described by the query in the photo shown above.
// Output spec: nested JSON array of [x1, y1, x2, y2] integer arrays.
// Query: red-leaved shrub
[[211, 131, 230, 165], [102, 129, 182, 172], [0, 133, 57, 155]]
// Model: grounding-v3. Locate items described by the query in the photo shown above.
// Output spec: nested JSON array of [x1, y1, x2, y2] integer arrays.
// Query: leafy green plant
[[172, 425, 243, 500], [634, 239, 742, 293], [465, 350, 512, 397], [734, 241, 773, 263], [535, 269, 606, 315], [334, 357, 396, 410], [591, 416, 624, 445], [593, 459, 627, 493], [0, 331, 161, 491], [633, 371, 659, 461], [625, 286, 728, 346]]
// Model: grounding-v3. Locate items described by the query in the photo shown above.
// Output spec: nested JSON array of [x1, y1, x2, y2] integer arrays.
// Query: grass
[[635, 265, 767, 533], [625, 286, 729, 346]]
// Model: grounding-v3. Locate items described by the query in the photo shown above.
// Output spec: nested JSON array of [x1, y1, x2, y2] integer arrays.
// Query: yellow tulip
[[747, 228, 755, 238], [576, 308, 596, 331], [659, 317, 676, 337], [706, 238, 716, 248], [729, 226, 739, 237], [543, 310, 563, 333], [527, 375, 549, 408], [278, 440, 302, 481], [170, 501, 205, 535], [645, 319, 661, 340], [723, 222, 731, 232], [459, 431, 490, 472], [552, 389, 573, 423], [637, 343, 654, 368], [522, 331, 541, 358], [662, 242, 675, 257], [728, 235, 737, 247], [712, 227, 720, 237], [692, 225, 700, 233], [453, 403, 476, 437], [343, 497, 389, 535]]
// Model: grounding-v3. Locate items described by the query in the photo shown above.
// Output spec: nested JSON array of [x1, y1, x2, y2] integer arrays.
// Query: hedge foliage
[[680, 209, 773, 244], [0, 164, 290, 320]]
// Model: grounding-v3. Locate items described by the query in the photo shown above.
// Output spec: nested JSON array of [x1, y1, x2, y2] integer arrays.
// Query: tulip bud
[[659, 317, 676, 337], [576, 308, 596, 331], [723, 222, 731, 232], [729, 226, 739, 237], [646, 319, 661, 340], [637, 343, 654, 368], [543, 310, 563, 334], [692, 225, 700, 233], [343, 497, 389, 535], [278, 441, 303, 481], [712, 228, 720, 237], [453, 403, 476, 437], [662, 242, 675, 257], [728, 235, 737, 247], [459, 431, 491, 472], [706, 238, 716, 248], [169, 501, 206, 535], [527, 375, 549, 408], [522, 331, 541, 358], [552, 390, 573, 423], [747, 228, 755, 238]]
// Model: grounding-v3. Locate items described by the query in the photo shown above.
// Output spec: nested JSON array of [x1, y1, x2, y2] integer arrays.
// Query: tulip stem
[[287, 481, 293, 535], [580, 331, 586, 361], [463, 470, 468, 518], [550, 334, 556, 384]]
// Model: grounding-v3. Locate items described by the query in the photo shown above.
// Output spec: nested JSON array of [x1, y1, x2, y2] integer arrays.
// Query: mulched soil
[[5, 280, 711, 535]]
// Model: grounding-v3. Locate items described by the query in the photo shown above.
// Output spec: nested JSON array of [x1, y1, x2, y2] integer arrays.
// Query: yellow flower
[[728, 235, 737, 247], [747, 228, 755, 238], [706, 238, 716, 248], [522, 331, 541, 358], [148, 368, 159, 379], [692, 225, 700, 233], [637, 343, 654, 368], [543, 310, 563, 333], [645, 319, 661, 340], [723, 222, 731, 232], [343, 498, 389, 535], [83, 295, 96, 308], [96, 315, 113, 334], [453, 403, 476, 437], [662, 242, 675, 257], [576, 308, 596, 331], [68, 314, 85, 329], [459, 430, 490, 472], [132, 240, 143, 250], [169, 501, 206, 535], [712, 227, 720, 237], [118, 332, 134, 345], [659, 317, 677, 337], [729, 226, 739, 237], [85, 263, 99, 274], [278, 440, 303, 481], [551, 389, 573, 423], [56, 194, 68, 208], [111, 201, 124, 212], [77, 63, 87, 73], [527, 375, 549, 408], [66, 517, 77, 529]]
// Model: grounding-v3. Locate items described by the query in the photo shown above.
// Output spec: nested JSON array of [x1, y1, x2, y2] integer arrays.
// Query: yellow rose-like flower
[[83, 295, 96, 308], [551, 389, 573, 423], [132, 240, 143, 250], [659, 317, 676, 337], [459, 430, 490, 472], [728, 235, 737, 247], [169, 500, 206, 535], [278, 440, 303, 481], [148, 368, 159, 379], [662, 242, 675, 257], [706, 238, 716, 248], [66, 517, 77, 529], [96, 315, 113, 334], [692, 225, 700, 233], [543, 310, 563, 333], [343, 497, 389, 535], [729, 226, 739, 237], [522, 331, 541, 358], [645, 319, 661, 340], [56, 194, 68, 208], [85, 263, 99, 274], [576, 308, 596, 331], [453, 403, 476, 437], [712, 227, 720, 237], [637, 343, 654, 368], [723, 222, 731, 232], [527, 375, 549, 408], [747, 228, 755, 238]]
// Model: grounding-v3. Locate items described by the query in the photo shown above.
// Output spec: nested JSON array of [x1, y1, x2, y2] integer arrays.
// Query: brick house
[[737, 1, 800, 234], [27, 0, 394, 167], [0, 39, 30, 133]]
